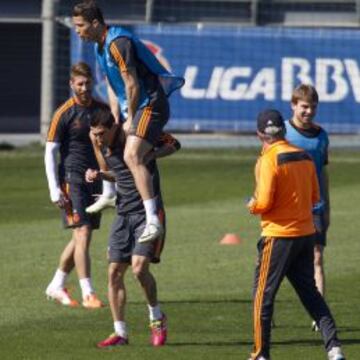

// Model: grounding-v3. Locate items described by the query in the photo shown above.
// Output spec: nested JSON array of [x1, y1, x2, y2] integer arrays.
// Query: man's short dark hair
[[72, 1, 105, 25], [90, 108, 115, 129]]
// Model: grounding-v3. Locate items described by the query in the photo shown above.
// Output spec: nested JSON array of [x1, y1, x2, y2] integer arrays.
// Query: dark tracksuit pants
[[251, 234, 341, 360]]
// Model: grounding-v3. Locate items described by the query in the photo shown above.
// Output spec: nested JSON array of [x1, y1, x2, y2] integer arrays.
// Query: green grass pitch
[[0, 145, 359, 359]]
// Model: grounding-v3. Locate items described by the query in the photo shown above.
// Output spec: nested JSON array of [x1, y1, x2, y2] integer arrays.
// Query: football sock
[[79, 277, 94, 298], [50, 269, 68, 289], [114, 321, 128, 338], [148, 304, 162, 321], [143, 198, 159, 225], [102, 180, 116, 198]]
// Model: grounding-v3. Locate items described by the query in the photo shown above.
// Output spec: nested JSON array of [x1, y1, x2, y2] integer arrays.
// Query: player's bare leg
[[97, 262, 129, 348], [73, 225, 92, 279], [46, 237, 78, 306], [59, 237, 76, 273], [132, 255, 158, 306], [108, 262, 128, 322], [312, 244, 325, 331], [73, 225, 103, 308], [314, 244, 325, 296], [132, 255, 167, 346], [124, 136, 163, 243]]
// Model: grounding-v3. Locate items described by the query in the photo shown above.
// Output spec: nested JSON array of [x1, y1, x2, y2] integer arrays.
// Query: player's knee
[[74, 226, 91, 242], [132, 261, 148, 281], [74, 236, 90, 251], [108, 264, 123, 285], [124, 148, 139, 167]]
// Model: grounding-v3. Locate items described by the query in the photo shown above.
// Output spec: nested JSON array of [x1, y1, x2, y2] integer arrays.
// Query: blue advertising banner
[[71, 26, 360, 133]]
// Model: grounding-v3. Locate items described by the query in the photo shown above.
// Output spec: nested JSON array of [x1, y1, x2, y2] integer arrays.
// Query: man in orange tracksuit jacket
[[247, 109, 345, 360]]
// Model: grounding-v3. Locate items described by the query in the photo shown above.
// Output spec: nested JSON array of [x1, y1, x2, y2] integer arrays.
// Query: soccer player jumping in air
[[72, 1, 184, 243]]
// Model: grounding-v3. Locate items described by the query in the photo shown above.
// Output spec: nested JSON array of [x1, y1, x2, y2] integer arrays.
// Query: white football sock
[[49, 269, 68, 289], [148, 304, 162, 321], [102, 180, 116, 198], [143, 198, 159, 225], [114, 321, 128, 338], [79, 277, 94, 298]]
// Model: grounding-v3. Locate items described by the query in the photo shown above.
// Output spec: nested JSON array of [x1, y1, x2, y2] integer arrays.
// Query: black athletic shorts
[[129, 96, 170, 146], [60, 180, 102, 229], [108, 209, 166, 264]]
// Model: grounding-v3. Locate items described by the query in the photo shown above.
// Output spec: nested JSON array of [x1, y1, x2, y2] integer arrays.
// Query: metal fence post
[[145, 0, 154, 23], [40, 0, 57, 143]]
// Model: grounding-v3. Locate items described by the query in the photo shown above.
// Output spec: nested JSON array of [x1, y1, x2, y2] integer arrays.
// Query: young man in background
[[285, 84, 330, 331]]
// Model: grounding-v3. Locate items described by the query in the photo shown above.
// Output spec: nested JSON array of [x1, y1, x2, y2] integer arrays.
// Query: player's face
[[90, 125, 110, 147], [291, 99, 317, 128], [73, 16, 98, 42], [70, 75, 93, 104]]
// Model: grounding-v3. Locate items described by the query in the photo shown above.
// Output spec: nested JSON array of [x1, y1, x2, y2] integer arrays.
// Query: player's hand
[[246, 197, 256, 211], [85, 168, 99, 183], [55, 192, 69, 209]]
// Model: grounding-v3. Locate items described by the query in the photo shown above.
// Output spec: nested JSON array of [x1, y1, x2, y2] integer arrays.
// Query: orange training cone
[[220, 233, 242, 245]]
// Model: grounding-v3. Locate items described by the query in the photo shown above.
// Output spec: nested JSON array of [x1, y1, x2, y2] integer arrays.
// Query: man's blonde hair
[[291, 84, 319, 105]]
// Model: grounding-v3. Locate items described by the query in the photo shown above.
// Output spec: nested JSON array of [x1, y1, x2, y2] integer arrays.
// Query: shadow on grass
[[123, 298, 255, 305], [338, 326, 360, 334], [160, 299, 252, 305], [168, 340, 252, 347], [274, 338, 360, 346], [168, 338, 360, 348]]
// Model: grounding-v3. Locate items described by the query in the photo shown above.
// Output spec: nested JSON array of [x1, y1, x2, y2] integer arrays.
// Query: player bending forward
[[86, 108, 180, 347]]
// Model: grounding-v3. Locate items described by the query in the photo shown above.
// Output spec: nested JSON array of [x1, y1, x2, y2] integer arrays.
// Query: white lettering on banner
[[220, 67, 251, 100], [206, 67, 224, 99], [181, 57, 360, 103], [245, 68, 276, 100], [281, 58, 313, 101], [316, 59, 348, 101], [181, 66, 206, 99], [344, 59, 360, 102]]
